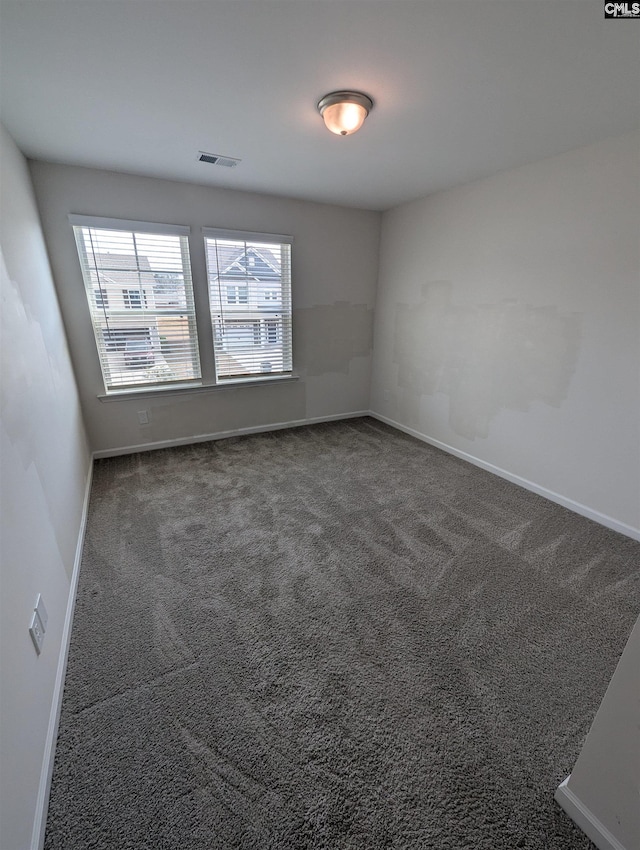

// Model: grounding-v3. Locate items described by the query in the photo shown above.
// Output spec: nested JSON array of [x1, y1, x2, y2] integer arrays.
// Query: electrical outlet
[[29, 611, 45, 655], [137, 410, 149, 425]]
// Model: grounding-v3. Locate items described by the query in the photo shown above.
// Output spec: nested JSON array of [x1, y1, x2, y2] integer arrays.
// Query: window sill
[[97, 374, 300, 402]]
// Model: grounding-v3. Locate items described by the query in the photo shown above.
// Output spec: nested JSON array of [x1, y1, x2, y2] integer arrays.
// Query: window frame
[[70, 216, 296, 399], [70, 215, 202, 395], [202, 226, 293, 384]]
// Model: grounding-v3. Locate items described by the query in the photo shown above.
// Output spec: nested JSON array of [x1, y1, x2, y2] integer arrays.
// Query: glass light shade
[[317, 91, 373, 136], [322, 101, 368, 136]]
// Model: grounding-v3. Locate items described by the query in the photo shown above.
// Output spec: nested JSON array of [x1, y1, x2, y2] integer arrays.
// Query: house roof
[[88, 253, 153, 273], [85, 252, 156, 290], [207, 244, 281, 280]]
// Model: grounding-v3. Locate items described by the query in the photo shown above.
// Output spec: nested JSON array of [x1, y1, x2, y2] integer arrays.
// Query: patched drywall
[[294, 302, 374, 377], [0, 123, 91, 850], [1, 254, 82, 567], [29, 162, 380, 453], [394, 282, 581, 440], [89, 378, 308, 454], [371, 131, 639, 531]]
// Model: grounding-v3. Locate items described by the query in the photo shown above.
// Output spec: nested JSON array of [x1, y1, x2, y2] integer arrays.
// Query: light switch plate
[[35, 593, 48, 631], [29, 611, 45, 655]]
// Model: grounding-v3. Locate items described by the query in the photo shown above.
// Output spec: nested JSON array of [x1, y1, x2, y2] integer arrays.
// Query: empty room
[[1, 1, 638, 849]]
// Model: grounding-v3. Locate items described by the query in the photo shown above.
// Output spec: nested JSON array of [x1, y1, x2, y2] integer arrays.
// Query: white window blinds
[[203, 229, 292, 381], [71, 217, 201, 392]]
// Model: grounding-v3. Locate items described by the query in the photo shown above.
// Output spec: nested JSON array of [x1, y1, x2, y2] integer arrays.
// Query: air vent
[[198, 151, 241, 168]]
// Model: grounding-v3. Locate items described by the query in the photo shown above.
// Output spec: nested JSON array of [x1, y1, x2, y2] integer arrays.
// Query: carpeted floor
[[45, 417, 640, 849]]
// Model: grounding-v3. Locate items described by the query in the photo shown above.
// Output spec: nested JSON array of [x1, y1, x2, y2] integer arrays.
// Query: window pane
[[74, 224, 201, 391], [205, 236, 292, 381]]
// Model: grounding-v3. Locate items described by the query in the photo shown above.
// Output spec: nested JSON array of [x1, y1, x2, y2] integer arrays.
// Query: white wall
[[29, 162, 381, 455], [370, 132, 640, 536], [556, 614, 640, 850], [0, 125, 92, 849]]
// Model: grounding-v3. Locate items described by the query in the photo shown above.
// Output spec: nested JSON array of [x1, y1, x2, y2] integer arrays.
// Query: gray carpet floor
[[45, 417, 640, 850]]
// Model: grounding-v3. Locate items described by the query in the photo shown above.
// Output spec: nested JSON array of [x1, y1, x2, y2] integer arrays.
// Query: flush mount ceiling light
[[317, 90, 373, 136]]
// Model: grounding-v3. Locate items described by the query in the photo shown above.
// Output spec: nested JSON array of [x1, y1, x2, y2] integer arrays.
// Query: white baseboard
[[31, 460, 94, 850], [95, 409, 639, 540], [369, 412, 640, 542], [555, 777, 628, 850], [92, 411, 370, 458]]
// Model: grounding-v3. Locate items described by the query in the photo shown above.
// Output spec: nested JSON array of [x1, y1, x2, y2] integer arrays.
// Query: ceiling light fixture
[[317, 90, 373, 136]]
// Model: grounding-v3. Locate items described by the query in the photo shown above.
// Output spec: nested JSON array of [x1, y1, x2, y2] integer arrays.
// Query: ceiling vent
[[197, 151, 241, 168]]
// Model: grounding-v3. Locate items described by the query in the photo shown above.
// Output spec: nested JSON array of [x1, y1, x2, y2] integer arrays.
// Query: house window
[[122, 288, 145, 308], [265, 320, 280, 344], [226, 285, 249, 305], [94, 287, 108, 309], [204, 228, 293, 381], [71, 216, 201, 392]]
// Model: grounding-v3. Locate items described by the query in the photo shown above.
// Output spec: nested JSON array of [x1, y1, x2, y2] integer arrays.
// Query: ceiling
[[1, 0, 638, 211]]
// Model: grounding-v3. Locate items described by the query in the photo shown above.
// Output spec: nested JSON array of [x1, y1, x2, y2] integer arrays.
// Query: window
[[204, 228, 292, 381], [72, 218, 294, 394], [122, 288, 145, 309], [94, 287, 108, 309], [264, 320, 280, 344], [71, 216, 201, 392], [226, 285, 249, 305]]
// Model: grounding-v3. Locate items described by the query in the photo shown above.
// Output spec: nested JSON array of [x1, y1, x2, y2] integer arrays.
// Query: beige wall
[[29, 162, 381, 455], [370, 132, 640, 535], [0, 125, 92, 850]]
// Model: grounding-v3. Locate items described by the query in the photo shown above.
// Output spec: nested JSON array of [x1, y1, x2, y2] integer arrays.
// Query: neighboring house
[[206, 241, 289, 377], [88, 253, 160, 377], [74, 219, 206, 391]]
